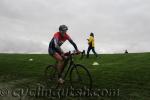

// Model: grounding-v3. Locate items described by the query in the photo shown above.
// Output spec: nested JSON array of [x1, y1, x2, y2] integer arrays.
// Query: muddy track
[[0, 78, 41, 100]]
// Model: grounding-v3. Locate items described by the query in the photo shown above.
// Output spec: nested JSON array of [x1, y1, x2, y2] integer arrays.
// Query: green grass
[[0, 53, 150, 100]]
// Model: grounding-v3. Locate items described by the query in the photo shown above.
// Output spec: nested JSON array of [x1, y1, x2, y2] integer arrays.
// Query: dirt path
[[0, 79, 38, 100]]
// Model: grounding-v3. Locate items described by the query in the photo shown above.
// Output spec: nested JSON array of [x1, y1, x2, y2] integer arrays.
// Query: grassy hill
[[0, 53, 150, 100]]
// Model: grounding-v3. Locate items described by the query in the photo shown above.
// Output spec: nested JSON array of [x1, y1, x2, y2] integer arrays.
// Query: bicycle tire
[[70, 64, 92, 90]]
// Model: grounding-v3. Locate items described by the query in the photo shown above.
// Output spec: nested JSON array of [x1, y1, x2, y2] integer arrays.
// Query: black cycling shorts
[[48, 47, 61, 56]]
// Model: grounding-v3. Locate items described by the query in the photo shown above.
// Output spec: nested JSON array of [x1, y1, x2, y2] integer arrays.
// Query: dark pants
[[87, 46, 98, 58]]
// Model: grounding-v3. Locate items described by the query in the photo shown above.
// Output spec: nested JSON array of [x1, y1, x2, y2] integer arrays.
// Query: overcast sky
[[0, 0, 150, 54]]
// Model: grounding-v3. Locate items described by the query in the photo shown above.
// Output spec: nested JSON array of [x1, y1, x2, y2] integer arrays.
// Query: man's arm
[[54, 38, 64, 53], [68, 39, 78, 51]]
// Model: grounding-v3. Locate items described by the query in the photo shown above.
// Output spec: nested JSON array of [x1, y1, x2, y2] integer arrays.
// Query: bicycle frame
[[63, 55, 75, 80], [56, 50, 85, 80]]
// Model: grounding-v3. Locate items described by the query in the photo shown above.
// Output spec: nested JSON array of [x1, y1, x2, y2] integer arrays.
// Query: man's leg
[[53, 52, 65, 83], [92, 47, 98, 57], [87, 46, 91, 58]]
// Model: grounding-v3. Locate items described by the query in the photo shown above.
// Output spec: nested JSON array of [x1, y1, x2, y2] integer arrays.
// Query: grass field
[[0, 53, 150, 100]]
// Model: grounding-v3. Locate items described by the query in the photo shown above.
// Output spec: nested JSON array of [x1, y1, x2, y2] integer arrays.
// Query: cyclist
[[48, 25, 80, 84], [87, 32, 98, 58]]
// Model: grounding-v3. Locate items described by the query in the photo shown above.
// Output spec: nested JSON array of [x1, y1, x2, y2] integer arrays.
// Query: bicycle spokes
[[70, 64, 92, 89]]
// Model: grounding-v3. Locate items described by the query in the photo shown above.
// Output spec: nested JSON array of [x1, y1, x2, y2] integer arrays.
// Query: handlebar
[[64, 50, 85, 59]]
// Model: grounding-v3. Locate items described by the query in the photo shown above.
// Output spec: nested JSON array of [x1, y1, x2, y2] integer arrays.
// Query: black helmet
[[59, 25, 68, 31]]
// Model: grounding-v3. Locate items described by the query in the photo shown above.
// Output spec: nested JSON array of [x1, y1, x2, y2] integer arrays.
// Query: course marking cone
[[92, 61, 99, 66]]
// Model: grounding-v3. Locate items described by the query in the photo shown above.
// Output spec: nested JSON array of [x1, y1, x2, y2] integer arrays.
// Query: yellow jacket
[[88, 36, 94, 47]]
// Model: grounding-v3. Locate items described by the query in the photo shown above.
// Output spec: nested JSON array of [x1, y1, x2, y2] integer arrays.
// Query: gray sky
[[0, 0, 150, 53]]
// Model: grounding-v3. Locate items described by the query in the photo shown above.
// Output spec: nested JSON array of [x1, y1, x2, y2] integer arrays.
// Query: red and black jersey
[[53, 32, 71, 46], [49, 32, 71, 49]]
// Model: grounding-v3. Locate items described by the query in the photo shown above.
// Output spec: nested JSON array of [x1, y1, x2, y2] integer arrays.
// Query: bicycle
[[44, 50, 92, 89]]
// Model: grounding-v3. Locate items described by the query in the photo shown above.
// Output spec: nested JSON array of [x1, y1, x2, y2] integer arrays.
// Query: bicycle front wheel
[[70, 64, 92, 89]]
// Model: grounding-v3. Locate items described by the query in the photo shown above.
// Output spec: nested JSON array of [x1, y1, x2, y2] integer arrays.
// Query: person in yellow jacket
[[87, 32, 98, 58]]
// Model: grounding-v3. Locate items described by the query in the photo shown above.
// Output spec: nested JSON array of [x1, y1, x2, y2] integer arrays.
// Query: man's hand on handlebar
[[75, 50, 81, 54]]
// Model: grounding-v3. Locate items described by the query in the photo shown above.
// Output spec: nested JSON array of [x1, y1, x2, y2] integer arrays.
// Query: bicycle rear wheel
[[44, 65, 58, 88], [70, 64, 92, 90]]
